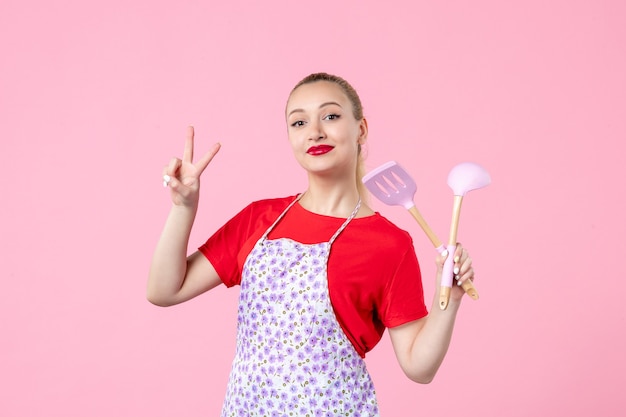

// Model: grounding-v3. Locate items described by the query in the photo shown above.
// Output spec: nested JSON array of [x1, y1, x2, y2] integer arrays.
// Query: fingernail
[[454, 256, 460, 263], [457, 280, 462, 286], [453, 267, 459, 275], [441, 250, 449, 258], [163, 175, 171, 187]]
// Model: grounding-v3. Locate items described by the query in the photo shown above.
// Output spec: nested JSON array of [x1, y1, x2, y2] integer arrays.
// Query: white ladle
[[439, 162, 491, 310]]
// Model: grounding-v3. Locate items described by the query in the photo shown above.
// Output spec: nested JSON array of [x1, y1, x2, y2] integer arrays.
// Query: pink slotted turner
[[362, 161, 481, 308]]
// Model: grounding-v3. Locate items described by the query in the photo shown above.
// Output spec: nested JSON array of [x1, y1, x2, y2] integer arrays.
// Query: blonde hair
[[290, 73, 368, 200]]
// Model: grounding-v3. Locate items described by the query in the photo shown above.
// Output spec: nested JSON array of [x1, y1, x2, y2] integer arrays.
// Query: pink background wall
[[2, 0, 624, 415]]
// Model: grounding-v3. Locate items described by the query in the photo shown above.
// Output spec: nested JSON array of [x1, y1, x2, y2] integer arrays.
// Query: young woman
[[148, 73, 475, 416]]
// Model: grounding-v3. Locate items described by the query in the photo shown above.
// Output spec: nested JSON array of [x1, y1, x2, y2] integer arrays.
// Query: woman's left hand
[[436, 243, 475, 302]]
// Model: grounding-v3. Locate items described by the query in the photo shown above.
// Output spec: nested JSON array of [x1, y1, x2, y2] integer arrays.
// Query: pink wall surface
[[2, 1, 624, 416]]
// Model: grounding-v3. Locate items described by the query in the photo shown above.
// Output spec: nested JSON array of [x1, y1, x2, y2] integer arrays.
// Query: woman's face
[[286, 81, 367, 178]]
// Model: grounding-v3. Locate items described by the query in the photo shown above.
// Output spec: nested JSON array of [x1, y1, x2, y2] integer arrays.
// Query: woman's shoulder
[[358, 211, 410, 233], [250, 194, 298, 205], [247, 195, 299, 211], [353, 212, 414, 247]]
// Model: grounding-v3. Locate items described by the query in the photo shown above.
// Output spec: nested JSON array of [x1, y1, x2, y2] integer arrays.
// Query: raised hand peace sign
[[162, 126, 221, 207]]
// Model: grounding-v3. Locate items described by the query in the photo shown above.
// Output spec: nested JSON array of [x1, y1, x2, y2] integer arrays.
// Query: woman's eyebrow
[[318, 101, 342, 109], [287, 102, 343, 117]]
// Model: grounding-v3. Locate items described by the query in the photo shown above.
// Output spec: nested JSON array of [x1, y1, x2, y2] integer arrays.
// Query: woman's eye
[[324, 114, 340, 121], [291, 120, 305, 127]]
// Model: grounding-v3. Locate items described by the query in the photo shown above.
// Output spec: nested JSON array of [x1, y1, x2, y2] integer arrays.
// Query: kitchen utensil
[[439, 162, 491, 310], [363, 161, 443, 249], [363, 161, 480, 300]]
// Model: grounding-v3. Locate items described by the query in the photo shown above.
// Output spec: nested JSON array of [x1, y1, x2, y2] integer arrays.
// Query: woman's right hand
[[163, 126, 221, 207]]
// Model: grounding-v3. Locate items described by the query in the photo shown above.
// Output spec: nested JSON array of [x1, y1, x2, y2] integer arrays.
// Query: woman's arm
[[147, 126, 222, 307], [388, 245, 474, 383]]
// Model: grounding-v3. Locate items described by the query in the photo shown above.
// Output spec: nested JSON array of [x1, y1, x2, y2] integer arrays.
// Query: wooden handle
[[408, 206, 443, 248], [441, 277, 480, 307], [440, 196, 463, 309], [448, 195, 480, 299], [439, 286, 451, 310], [407, 199, 479, 305], [461, 279, 479, 300], [441, 195, 481, 308]]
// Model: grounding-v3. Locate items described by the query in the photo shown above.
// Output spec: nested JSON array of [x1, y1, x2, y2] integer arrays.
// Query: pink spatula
[[363, 161, 444, 250], [362, 161, 480, 305]]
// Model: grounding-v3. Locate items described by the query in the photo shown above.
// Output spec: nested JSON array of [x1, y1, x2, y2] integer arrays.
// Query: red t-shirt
[[199, 195, 428, 357]]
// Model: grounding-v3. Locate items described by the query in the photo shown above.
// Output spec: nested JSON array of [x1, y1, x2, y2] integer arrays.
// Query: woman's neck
[[299, 175, 373, 218]]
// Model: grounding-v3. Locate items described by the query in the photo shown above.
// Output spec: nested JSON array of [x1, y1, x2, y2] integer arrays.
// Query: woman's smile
[[307, 145, 335, 156]]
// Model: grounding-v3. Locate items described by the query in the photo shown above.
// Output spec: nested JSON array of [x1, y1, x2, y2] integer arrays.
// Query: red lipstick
[[307, 145, 334, 156]]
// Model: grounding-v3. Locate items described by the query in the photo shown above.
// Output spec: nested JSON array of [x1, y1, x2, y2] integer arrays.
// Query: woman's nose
[[308, 120, 326, 141]]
